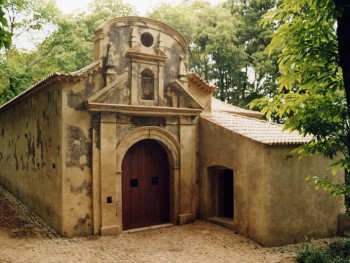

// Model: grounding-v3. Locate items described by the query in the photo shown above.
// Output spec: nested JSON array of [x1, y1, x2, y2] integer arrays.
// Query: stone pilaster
[[100, 113, 119, 235]]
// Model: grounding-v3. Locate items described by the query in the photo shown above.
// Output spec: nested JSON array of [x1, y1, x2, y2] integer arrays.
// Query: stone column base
[[100, 225, 120, 236]]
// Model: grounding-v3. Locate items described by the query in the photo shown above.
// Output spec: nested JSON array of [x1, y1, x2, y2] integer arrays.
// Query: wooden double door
[[122, 139, 170, 230]]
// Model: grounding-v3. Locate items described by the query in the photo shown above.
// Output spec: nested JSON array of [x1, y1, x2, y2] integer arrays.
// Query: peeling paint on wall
[[68, 179, 92, 198], [92, 113, 100, 150], [66, 72, 99, 111], [73, 214, 91, 234], [0, 87, 62, 233], [67, 90, 88, 111], [66, 125, 92, 170]]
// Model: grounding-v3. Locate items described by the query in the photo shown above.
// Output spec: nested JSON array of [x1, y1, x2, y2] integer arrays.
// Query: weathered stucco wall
[[199, 117, 343, 246], [61, 70, 104, 237], [198, 117, 269, 244], [0, 86, 63, 232], [263, 145, 342, 246]]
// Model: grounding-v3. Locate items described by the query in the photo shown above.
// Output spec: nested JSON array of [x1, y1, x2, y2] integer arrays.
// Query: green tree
[[81, 0, 136, 33], [0, 0, 59, 103], [193, 4, 244, 104], [0, 0, 136, 105], [0, 0, 11, 49], [250, 0, 350, 205], [148, 1, 196, 45], [3, 0, 58, 55], [149, 0, 279, 107], [225, 0, 279, 106], [37, 16, 93, 73], [0, 50, 52, 104], [31, 0, 137, 73], [149, 0, 248, 106]]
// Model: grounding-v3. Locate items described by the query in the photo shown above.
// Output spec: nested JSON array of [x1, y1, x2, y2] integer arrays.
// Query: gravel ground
[[0, 186, 303, 263]]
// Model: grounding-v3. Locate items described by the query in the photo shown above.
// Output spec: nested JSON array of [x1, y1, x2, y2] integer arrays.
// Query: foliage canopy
[[0, 0, 11, 49], [0, 0, 136, 104], [250, 0, 350, 199], [149, 0, 278, 107]]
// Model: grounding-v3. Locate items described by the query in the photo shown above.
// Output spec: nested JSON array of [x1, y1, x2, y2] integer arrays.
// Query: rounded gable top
[[94, 16, 189, 53]]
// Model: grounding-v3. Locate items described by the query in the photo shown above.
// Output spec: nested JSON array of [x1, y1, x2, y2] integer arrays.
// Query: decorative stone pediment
[[86, 77, 203, 116], [87, 73, 128, 104], [86, 17, 203, 117], [166, 80, 202, 109]]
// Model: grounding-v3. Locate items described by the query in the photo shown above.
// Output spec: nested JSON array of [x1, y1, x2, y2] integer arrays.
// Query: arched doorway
[[122, 139, 170, 230]]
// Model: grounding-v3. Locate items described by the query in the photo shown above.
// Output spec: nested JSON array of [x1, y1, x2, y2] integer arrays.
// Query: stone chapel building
[[0, 17, 343, 246]]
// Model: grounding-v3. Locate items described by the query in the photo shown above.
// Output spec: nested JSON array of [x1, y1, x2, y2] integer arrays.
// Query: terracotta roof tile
[[211, 97, 263, 119], [201, 111, 311, 145], [0, 61, 101, 112], [188, 73, 217, 93]]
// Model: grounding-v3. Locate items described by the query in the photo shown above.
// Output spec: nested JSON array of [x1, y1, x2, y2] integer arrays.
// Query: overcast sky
[[56, 0, 224, 15]]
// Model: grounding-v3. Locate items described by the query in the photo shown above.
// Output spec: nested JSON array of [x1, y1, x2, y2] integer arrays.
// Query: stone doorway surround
[[92, 113, 183, 235]]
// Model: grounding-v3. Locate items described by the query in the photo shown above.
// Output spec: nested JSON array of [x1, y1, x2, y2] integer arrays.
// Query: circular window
[[141, 32, 154, 47]]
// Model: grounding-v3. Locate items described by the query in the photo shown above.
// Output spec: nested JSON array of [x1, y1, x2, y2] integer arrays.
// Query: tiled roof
[[211, 97, 263, 119], [0, 61, 101, 112], [201, 111, 311, 145], [188, 73, 217, 93]]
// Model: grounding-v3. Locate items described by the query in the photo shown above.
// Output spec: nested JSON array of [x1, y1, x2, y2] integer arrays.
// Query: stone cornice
[[87, 102, 202, 117]]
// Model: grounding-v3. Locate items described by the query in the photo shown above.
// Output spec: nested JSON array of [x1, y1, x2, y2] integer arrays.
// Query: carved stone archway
[[115, 127, 180, 231]]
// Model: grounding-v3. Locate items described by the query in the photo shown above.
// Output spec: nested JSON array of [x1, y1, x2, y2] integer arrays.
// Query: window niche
[[141, 69, 154, 100]]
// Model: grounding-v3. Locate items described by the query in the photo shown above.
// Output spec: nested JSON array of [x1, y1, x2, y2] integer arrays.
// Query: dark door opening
[[207, 166, 234, 220], [122, 139, 170, 230], [217, 169, 233, 218]]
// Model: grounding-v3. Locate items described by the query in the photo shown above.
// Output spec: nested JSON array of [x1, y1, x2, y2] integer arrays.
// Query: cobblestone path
[[0, 186, 297, 263]]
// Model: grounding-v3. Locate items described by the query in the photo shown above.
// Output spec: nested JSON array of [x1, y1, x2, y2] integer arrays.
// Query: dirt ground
[[0, 186, 331, 263]]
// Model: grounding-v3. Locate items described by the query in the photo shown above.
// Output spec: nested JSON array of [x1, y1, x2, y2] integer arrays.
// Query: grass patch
[[296, 239, 350, 263]]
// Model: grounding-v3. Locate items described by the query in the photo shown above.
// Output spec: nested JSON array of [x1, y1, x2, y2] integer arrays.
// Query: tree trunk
[[334, 0, 350, 211]]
